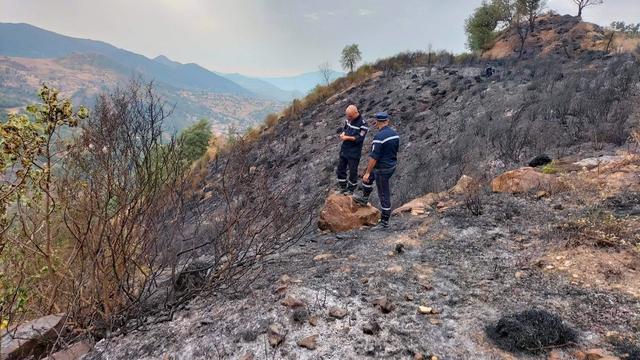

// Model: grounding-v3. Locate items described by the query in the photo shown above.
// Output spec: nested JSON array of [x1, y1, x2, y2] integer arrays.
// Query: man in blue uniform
[[353, 112, 400, 228], [336, 105, 369, 194]]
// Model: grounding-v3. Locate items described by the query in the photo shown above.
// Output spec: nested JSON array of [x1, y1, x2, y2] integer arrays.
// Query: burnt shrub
[[486, 309, 578, 354]]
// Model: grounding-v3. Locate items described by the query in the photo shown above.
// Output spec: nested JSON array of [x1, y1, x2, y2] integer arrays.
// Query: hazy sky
[[1, 0, 639, 76]]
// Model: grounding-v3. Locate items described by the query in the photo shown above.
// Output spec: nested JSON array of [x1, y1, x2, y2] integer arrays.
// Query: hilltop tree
[[341, 44, 362, 73], [517, 0, 545, 32], [572, 0, 603, 18], [465, 2, 503, 52]]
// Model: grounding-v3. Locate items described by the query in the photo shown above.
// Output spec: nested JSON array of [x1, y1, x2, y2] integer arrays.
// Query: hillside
[[9, 14, 640, 360], [0, 54, 285, 131], [0, 23, 289, 131], [483, 13, 640, 60], [220, 72, 303, 102], [0, 23, 251, 96]]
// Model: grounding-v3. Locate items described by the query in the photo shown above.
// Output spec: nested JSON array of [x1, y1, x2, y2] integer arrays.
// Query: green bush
[[178, 118, 212, 164]]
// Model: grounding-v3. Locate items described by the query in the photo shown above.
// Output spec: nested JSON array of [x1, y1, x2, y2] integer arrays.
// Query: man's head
[[374, 112, 390, 129], [345, 105, 359, 121]]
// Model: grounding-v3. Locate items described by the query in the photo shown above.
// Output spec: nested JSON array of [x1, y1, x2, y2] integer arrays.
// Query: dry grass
[[557, 209, 640, 248]]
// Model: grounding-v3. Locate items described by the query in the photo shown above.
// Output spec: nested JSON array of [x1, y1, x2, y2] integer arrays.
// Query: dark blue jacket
[[369, 126, 400, 169], [340, 115, 369, 159]]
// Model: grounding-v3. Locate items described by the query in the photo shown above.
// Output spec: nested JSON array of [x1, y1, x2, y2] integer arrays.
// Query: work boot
[[371, 219, 389, 229], [352, 194, 369, 206], [340, 187, 352, 195]]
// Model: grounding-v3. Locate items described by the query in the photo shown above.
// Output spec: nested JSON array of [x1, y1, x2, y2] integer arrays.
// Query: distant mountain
[[0, 23, 252, 97], [0, 23, 289, 131], [261, 70, 344, 95], [219, 73, 303, 102]]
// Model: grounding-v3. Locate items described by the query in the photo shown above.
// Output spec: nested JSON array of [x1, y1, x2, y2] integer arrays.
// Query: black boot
[[353, 194, 369, 206], [371, 218, 389, 229]]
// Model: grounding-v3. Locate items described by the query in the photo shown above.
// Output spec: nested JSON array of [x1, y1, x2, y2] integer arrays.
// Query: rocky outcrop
[[491, 167, 565, 194], [393, 175, 477, 215], [1, 314, 67, 360], [45, 341, 92, 360], [318, 192, 380, 232]]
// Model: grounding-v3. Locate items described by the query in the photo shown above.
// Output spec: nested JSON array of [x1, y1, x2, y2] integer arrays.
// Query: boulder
[[491, 167, 565, 194], [574, 155, 624, 169], [44, 341, 92, 360], [1, 314, 67, 360], [393, 193, 443, 215], [318, 193, 380, 232], [448, 175, 477, 195]]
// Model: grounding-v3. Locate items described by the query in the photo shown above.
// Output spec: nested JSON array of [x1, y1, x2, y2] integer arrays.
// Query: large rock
[[318, 193, 380, 232], [392, 193, 443, 215], [1, 314, 67, 360], [44, 341, 92, 360], [491, 167, 565, 194]]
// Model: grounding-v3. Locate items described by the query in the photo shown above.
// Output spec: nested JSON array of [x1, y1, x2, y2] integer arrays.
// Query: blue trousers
[[362, 167, 395, 221]]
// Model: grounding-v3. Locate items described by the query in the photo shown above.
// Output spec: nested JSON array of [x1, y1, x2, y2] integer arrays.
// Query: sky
[[1, 0, 639, 77]]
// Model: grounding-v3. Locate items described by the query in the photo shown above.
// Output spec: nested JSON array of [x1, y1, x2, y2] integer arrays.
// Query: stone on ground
[[328, 307, 348, 319], [44, 341, 92, 360], [318, 192, 380, 232], [267, 323, 286, 347], [297, 334, 318, 350], [1, 314, 67, 360], [491, 167, 565, 194]]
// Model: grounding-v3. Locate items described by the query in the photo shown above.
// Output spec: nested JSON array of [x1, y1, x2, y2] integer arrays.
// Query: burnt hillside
[[201, 50, 639, 211]]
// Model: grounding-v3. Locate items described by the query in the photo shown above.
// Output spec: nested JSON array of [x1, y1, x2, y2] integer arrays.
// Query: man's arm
[[340, 133, 356, 141], [363, 157, 377, 182]]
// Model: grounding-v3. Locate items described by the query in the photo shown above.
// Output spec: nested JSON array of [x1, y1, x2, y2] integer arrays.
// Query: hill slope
[[0, 23, 251, 96], [82, 15, 640, 360], [0, 23, 290, 131]]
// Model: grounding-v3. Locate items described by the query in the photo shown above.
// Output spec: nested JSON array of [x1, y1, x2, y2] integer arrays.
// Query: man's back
[[370, 126, 399, 169]]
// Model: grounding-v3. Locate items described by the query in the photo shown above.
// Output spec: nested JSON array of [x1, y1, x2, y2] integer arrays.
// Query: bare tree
[[318, 61, 334, 85], [572, 0, 603, 18]]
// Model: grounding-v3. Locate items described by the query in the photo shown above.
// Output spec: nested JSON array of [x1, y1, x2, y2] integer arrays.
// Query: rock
[[313, 253, 335, 261], [418, 306, 434, 314], [328, 307, 348, 319], [574, 155, 624, 169], [386, 264, 403, 273], [393, 193, 443, 215], [448, 175, 477, 195], [267, 323, 286, 347], [239, 352, 254, 360], [362, 320, 381, 335], [547, 350, 562, 360], [414, 352, 425, 360], [536, 190, 550, 199], [308, 315, 319, 326], [395, 243, 405, 254], [44, 341, 91, 360], [297, 335, 318, 350], [1, 314, 67, 360], [292, 308, 309, 323], [281, 295, 305, 308], [582, 348, 617, 360], [372, 297, 395, 314], [318, 193, 381, 232], [175, 260, 213, 292], [528, 154, 552, 167], [491, 167, 565, 194]]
